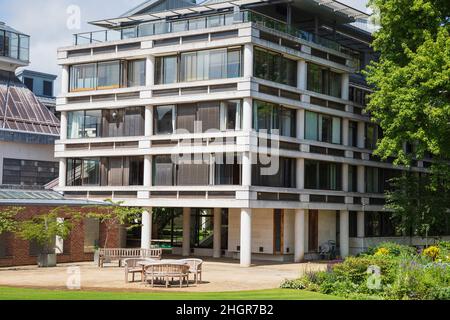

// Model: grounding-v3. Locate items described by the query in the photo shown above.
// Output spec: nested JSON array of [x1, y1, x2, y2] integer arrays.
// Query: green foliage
[[365, 242, 417, 257], [17, 207, 80, 254], [0, 207, 23, 234], [86, 199, 143, 248]]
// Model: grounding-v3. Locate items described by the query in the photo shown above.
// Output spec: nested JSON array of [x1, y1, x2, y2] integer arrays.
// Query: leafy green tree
[[86, 199, 143, 248], [0, 207, 23, 234]]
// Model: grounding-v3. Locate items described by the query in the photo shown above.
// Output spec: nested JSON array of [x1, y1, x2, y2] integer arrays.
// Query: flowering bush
[[375, 248, 390, 256], [423, 246, 440, 261]]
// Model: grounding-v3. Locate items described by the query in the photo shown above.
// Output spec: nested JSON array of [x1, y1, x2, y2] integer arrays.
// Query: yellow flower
[[375, 248, 390, 256], [423, 246, 440, 261]]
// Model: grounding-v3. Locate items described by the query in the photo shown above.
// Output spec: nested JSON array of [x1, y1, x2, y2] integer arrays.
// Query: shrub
[[423, 246, 440, 261], [365, 242, 416, 257]]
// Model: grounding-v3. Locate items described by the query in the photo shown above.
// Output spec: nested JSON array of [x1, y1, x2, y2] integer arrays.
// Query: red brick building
[[0, 189, 124, 267]]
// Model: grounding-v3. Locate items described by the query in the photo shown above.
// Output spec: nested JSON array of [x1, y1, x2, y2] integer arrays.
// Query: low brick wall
[[0, 205, 121, 268]]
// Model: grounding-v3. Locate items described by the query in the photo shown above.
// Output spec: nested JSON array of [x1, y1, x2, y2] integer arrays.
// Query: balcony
[[72, 10, 359, 63], [0, 28, 30, 63]]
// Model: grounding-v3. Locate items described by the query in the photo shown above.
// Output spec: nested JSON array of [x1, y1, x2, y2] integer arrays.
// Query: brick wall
[[0, 205, 122, 267]]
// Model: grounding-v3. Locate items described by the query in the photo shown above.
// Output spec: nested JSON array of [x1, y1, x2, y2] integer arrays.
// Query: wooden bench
[[144, 263, 190, 288], [98, 248, 162, 268]]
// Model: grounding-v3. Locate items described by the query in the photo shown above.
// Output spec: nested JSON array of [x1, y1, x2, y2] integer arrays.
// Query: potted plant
[[17, 208, 77, 268]]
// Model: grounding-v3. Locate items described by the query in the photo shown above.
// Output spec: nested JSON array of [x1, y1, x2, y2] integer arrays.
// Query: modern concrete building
[[0, 21, 60, 188], [55, 0, 441, 266]]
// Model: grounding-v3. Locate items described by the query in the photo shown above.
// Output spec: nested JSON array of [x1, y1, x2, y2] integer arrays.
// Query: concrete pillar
[[341, 73, 350, 100], [340, 210, 349, 258], [357, 211, 365, 238], [141, 208, 153, 249], [60, 111, 68, 140], [58, 159, 66, 188], [357, 166, 365, 193], [182, 208, 191, 256], [243, 44, 254, 79], [294, 209, 306, 262], [297, 60, 307, 91], [242, 152, 252, 187], [342, 118, 349, 146], [146, 55, 155, 87], [143, 155, 152, 187], [240, 208, 252, 267], [61, 65, 69, 94], [213, 208, 222, 258], [357, 122, 365, 149], [296, 158, 305, 190], [296, 109, 305, 140], [242, 97, 253, 132], [342, 164, 349, 192], [145, 105, 154, 137]]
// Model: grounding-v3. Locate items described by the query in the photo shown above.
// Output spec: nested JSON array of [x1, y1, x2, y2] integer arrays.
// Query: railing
[[72, 10, 360, 63]]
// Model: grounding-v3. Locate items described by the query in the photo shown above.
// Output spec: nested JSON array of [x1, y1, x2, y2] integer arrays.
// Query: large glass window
[[366, 167, 401, 194], [97, 61, 120, 89], [365, 123, 381, 150], [252, 157, 296, 188], [126, 59, 146, 87], [154, 105, 174, 134], [253, 100, 296, 137], [307, 63, 342, 98], [84, 110, 102, 138], [66, 158, 100, 186], [305, 111, 341, 144], [70, 63, 97, 91], [254, 48, 297, 87], [305, 160, 342, 190], [365, 212, 400, 237], [155, 56, 178, 84], [222, 100, 242, 131], [348, 121, 358, 147]]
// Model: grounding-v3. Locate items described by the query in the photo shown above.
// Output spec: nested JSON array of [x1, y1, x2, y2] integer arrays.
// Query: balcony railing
[[73, 10, 359, 64]]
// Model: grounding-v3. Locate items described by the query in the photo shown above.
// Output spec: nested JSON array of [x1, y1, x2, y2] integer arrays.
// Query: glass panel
[[0, 31, 4, 56], [172, 20, 188, 33], [97, 61, 120, 89], [225, 100, 240, 130], [82, 159, 100, 185], [67, 159, 82, 186], [154, 21, 169, 35], [281, 107, 295, 137], [163, 56, 177, 84], [207, 15, 223, 28], [139, 23, 154, 37], [332, 117, 341, 144], [329, 71, 342, 98], [84, 110, 102, 138], [127, 60, 146, 87], [181, 52, 197, 82], [155, 105, 174, 134], [19, 35, 29, 61], [189, 18, 206, 30], [227, 49, 241, 78], [67, 111, 84, 139], [8, 32, 19, 59], [305, 111, 318, 140], [153, 155, 174, 186], [129, 157, 144, 186], [254, 100, 272, 132], [70, 63, 96, 91], [209, 49, 227, 80], [122, 27, 137, 39]]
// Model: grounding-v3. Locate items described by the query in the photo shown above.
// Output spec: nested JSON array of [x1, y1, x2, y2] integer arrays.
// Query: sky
[[0, 0, 369, 93]]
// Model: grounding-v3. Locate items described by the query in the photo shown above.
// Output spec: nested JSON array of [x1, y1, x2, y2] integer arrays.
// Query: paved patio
[[0, 257, 328, 292]]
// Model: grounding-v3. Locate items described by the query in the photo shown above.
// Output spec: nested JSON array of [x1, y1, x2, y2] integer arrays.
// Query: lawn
[[0, 287, 340, 300]]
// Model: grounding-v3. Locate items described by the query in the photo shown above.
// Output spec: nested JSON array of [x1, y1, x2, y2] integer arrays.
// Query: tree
[[17, 207, 79, 254], [365, 0, 450, 236], [86, 200, 143, 248], [0, 207, 23, 234]]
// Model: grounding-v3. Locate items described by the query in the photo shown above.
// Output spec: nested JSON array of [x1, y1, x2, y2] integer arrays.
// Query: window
[[348, 165, 358, 192], [252, 157, 296, 188], [307, 63, 342, 98], [43, 80, 53, 97], [70, 63, 97, 91], [222, 100, 242, 131], [2, 158, 58, 186], [97, 61, 120, 89], [365, 212, 399, 237], [254, 47, 297, 87], [156, 48, 241, 84], [66, 158, 100, 186], [189, 18, 206, 30], [348, 121, 358, 147], [214, 154, 240, 185], [253, 100, 296, 137], [349, 86, 370, 106], [366, 167, 401, 194], [155, 56, 178, 84], [84, 218, 99, 253], [153, 156, 175, 186], [305, 160, 342, 190], [154, 105, 174, 134], [84, 110, 102, 138], [365, 123, 381, 150], [171, 20, 188, 32], [126, 59, 146, 87], [305, 111, 341, 144], [105, 157, 143, 186], [23, 77, 33, 91], [349, 211, 357, 237], [191, 209, 214, 249]]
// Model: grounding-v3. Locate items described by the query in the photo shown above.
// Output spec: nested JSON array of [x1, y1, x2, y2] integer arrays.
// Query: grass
[[0, 287, 340, 300]]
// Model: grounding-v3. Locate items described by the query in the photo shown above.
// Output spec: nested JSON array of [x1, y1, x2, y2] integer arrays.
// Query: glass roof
[[0, 71, 60, 136]]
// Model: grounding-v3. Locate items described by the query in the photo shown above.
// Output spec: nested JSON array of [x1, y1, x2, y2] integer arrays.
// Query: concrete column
[[357, 211, 365, 238], [61, 65, 69, 94], [342, 164, 349, 192], [297, 60, 307, 91], [357, 166, 365, 193], [357, 122, 365, 149], [341, 73, 350, 100], [141, 208, 153, 249], [146, 55, 155, 87], [296, 158, 305, 190], [243, 44, 254, 79], [213, 208, 222, 258], [242, 152, 252, 187], [240, 208, 252, 267], [340, 210, 349, 258], [342, 118, 349, 146], [145, 105, 154, 137], [182, 208, 191, 256], [294, 209, 306, 262], [143, 155, 152, 187], [58, 159, 66, 188], [242, 97, 253, 132], [60, 111, 68, 140], [296, 109, 305, 140]]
